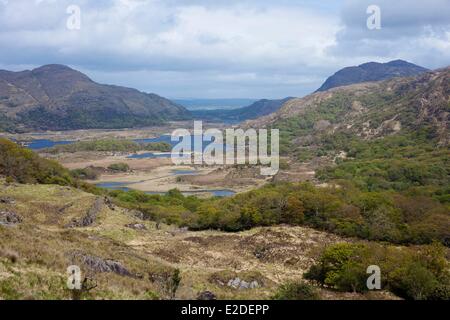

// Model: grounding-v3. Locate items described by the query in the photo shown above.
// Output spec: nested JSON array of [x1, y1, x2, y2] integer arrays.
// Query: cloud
[[329, 0, 450, 68], [0, 0, 448, 98]]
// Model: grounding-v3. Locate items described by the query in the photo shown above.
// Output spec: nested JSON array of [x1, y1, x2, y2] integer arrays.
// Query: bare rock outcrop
[[0, 211, 22, 225], [125, 223, 147, 231], [70, 251, 136, 278], [197, 291, 217, 300], [65, 197, 104, 228], [0, 196, 15, 204]]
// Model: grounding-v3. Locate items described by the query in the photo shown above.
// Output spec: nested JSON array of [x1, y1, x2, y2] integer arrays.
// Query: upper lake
[[25, 135, 232, 153]]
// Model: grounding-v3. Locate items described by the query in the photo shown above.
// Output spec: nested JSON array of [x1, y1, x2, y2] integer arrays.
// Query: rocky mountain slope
[[247, 67, 449, 200], [0, 65, 190, 132], [251, 67, 449, 147], [316, 60, 428, 92]]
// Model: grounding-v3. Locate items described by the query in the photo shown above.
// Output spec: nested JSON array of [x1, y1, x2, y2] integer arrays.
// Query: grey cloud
[[0, 0, 448, 98], [329, 0, 450, 69]]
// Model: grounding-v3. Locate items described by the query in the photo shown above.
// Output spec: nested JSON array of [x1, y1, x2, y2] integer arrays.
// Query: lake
[[25, 134, 231, 153], [95, 182, 133, 192], [146, 189, 236, 197], [95, 181, 236, 197], [26, 139, 74, 150], [172, 169, 197, 175], [127, 152, 172, 159]]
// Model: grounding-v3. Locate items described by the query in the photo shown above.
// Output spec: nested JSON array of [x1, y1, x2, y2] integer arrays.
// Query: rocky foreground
[[0, 180, 398, 300]]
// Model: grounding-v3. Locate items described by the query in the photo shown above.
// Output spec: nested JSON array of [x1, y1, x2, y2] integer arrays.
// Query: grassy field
[[0, 179, 404, 300]]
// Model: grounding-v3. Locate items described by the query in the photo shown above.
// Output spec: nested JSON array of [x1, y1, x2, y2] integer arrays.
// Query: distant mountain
[[0, 64, 190, 132], [192, 97, 293, 123], [316, 60, 429, 92], [174, 98, 257, 111]]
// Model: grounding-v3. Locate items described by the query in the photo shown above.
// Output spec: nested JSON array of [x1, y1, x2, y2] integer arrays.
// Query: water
[[95, 182, 236, 197], [25, 137, 166, 150], [172, 169, 197, 175], [22, 135, 172, 150], [134, 135, 173, 145], [137, 134, 232, 151], [26, 139, 74, 150], [25, 134, 231, 152], [127, 152, 171, 159], [145, 189, 236, 197], [208, 190, 236, 197], [95, 182, 132, 192]]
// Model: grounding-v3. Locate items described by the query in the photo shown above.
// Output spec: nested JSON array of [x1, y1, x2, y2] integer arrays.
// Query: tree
[[281, 196, 304, 224]]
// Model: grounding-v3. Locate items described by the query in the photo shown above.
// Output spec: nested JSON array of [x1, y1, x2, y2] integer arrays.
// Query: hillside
[[249, 68, 449, 197], [0, 65, 190, 132], [251, 67, 449, 145], [0, 138, 449, 300], [0, 180, 355, 300], [316, 60, 428, 92], [192, 97, 292, 122]]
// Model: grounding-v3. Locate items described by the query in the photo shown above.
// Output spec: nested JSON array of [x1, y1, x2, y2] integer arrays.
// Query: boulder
[[0, 211, 22, 225], [197, 291, 216, 300], [125, 223, 147, 230], [65, 197, 103, 228], [71, 251, 135, 277], [227, 277, 260, 290], [0, 196, 15, 204]]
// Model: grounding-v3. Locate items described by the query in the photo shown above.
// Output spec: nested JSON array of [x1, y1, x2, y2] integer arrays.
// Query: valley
[[0, 63, 449, 301], [1, 0, 449, 306], [9, 126, 272, 197]]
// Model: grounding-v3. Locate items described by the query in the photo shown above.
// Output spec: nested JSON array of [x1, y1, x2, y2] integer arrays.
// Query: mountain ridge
[[0, 64, 190, 132], [191, 97, 293, 122], [316, 59, 429, 92], [248, 66, 449, 147]]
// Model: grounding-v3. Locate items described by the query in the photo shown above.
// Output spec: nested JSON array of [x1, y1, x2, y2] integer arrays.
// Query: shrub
[[390, 262, 439, 300], [0, 138, 74, 186], [306, 242, 450, 300], [71, 167, 100, 180], [108, 163, 130, 172], [272, 281, 320, 300]]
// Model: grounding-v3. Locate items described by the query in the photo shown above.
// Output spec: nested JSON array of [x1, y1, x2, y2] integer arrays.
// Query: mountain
[[253, 67, 449, 146], [0, 64, 190, 132], [316, 60, 429, 92], [174, 98, 257, 111], [249, 67, 449, 191], [192, 97, 293, 122]]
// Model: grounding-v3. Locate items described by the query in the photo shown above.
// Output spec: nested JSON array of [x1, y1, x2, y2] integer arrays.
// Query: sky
[[0, 0, 449, 99]]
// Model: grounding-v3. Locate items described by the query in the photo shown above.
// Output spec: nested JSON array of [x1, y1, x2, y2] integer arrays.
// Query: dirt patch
[[238, 228, 342, 269], [152, 248, 182, 263], [184, 234, 241, 247], [179, 166, 268, 189]]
